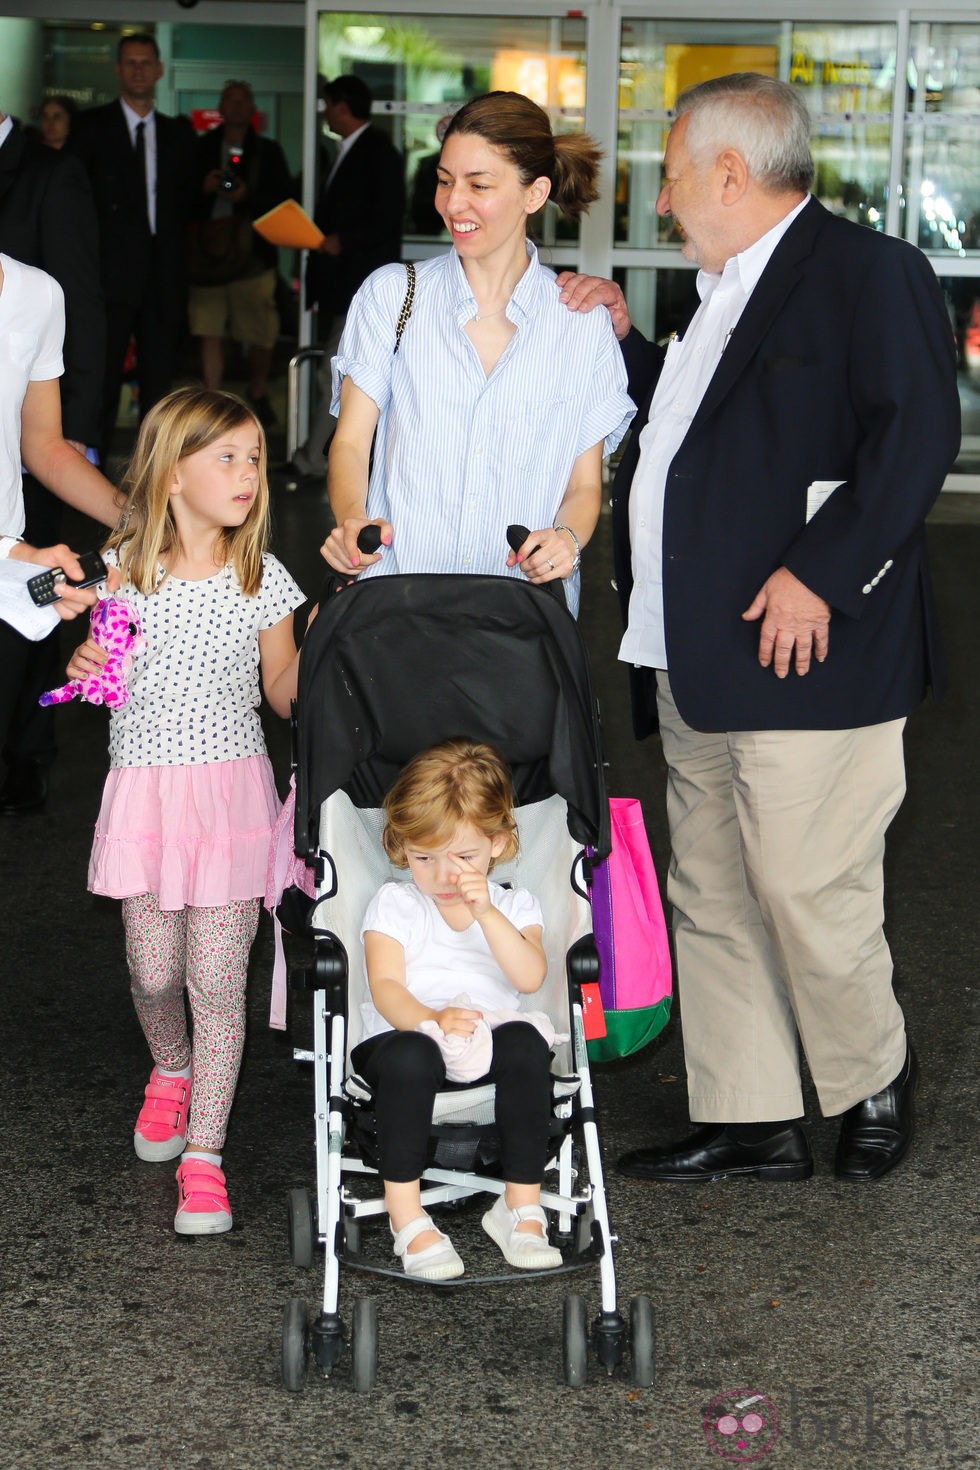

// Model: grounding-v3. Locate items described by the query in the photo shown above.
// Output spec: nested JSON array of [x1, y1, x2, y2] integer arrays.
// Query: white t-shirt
[[0, 254, 65, 541], [105, 550, 305, 767], [359, 878, 545, 1039]]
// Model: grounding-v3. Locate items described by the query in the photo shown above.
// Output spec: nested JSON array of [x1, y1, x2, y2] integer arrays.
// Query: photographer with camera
[[187, 81, 293, 425]]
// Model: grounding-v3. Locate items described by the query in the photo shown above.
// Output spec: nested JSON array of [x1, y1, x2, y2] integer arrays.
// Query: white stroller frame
[[282, 790, 654, 1393], [280, 571, 654, 1392]]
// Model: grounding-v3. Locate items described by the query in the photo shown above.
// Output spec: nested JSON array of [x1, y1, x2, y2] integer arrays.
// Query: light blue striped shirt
[[331, 242, 634, 616]]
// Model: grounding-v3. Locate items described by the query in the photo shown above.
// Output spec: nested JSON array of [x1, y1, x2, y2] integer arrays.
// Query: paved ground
[[0, 420, 975, 1469]]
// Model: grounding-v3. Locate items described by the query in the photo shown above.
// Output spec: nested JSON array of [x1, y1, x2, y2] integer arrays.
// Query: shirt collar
[[696, 194, 811, 302], [338, 121, 369, 159], [447, 238, 546, 325], [120, 98, 155, 136], [0, 115, 14, 149]]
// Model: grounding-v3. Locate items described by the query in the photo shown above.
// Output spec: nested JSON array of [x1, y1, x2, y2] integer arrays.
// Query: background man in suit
[[69, 32, 195, 462], [558, 73, 960, 1184], [286, 74, 403, 484], [0, 106, 106, 813]]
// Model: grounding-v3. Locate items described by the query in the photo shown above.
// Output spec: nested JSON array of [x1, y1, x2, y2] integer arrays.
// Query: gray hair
[[675, 73, 814, 194]]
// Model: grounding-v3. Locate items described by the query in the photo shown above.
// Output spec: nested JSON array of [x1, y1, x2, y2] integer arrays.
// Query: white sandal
[[391, 1213, 464, 1281], [481, 1194, 563, 1270]]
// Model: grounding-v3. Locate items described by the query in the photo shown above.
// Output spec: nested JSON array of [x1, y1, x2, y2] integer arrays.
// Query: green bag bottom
[[586, 997, 672, 1063]]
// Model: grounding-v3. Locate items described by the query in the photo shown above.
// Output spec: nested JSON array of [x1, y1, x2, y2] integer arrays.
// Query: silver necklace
[[473, 305, 508, 323]]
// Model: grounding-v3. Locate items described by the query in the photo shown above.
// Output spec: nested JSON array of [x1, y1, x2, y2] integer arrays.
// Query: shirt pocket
[[6, 331, 39, 371], [503, 396, 571, 472]]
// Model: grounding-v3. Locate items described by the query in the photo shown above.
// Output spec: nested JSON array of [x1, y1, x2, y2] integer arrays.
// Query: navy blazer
[[0, 125, 104, 444], [69, 100, 195, 311], [611, 198, 961, 735], [307, 126, 404, 319]]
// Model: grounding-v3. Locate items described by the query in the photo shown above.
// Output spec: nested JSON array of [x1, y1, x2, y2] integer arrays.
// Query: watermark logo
[[703, 1390, 780, 1463]]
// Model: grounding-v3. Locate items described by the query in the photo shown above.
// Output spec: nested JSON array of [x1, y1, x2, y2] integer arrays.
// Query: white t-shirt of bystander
[[0, 254, 65, 543]]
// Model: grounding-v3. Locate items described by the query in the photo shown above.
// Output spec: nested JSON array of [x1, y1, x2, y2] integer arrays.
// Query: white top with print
[[105, 550, 305, 768]]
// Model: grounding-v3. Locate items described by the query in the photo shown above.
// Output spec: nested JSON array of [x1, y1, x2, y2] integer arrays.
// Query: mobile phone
[[27, 550, 108, 607]]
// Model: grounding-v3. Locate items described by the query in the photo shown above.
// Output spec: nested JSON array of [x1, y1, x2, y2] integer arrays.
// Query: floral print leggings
[[122, 894, 260, 1151]]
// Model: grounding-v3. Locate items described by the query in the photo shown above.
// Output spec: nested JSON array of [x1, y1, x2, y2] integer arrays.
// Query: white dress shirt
[[619, 195, 810, 671], [120, 99, 157, 234]]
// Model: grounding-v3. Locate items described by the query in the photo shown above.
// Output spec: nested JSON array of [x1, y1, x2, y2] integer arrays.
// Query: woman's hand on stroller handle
[[320, 518, 392, 576], [506, 523, 573, 584]]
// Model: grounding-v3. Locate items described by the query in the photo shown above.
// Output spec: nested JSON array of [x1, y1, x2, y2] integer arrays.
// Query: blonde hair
[[382, 738, 519, 869], [443, 92, 601, 220], [106, 387, 270, 595]]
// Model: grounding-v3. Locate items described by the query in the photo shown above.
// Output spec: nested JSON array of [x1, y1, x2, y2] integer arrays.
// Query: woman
[[321, 92, 634, 616], [38, 95, 76, 150]]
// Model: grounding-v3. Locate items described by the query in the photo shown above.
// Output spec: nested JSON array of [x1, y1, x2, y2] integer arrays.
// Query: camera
[[220, 148, 243, 191]]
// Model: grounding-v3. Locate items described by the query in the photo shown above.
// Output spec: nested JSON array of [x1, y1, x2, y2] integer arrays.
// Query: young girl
[[67, 387, 306, 1236], [355, 736, 563, 1281]]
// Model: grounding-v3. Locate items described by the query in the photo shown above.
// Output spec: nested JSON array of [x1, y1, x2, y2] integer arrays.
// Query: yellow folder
[[252, 199, 325, 250]]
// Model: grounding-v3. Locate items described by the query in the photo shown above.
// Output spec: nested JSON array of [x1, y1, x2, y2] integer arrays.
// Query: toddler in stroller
[[280, 572, 653, 1391], [356, 736, 563, 1281]]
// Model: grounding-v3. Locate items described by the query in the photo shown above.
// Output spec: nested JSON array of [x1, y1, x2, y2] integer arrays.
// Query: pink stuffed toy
[[40, 594, 144, 709]]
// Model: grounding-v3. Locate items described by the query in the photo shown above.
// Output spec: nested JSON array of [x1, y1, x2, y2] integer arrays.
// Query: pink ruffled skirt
[[89, 755, 281, 911]]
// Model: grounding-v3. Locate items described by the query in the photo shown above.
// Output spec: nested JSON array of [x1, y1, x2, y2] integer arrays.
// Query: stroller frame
[[279, 575, 655, 1392]]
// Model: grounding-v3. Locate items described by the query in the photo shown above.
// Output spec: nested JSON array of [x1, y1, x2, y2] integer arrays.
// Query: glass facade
[[316, 12, 587, 250], [29, 3, 980, 481]]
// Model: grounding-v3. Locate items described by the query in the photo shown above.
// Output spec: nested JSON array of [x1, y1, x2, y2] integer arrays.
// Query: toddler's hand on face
[[435, 1005, 482, 1038], [448, 853, 492, 916]]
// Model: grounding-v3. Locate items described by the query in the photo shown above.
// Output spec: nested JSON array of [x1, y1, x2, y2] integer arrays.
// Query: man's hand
[[742, 567, 830, 678], [555, 272, 632, 341]]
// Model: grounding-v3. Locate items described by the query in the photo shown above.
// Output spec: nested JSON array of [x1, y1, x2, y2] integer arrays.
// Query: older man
[[560, 73, 960, 1182]]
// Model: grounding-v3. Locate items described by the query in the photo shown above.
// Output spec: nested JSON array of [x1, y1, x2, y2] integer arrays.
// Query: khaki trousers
[[656, 673, 908, 1121]]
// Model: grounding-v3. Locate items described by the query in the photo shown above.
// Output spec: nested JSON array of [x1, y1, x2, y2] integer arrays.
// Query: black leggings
[[352, 1021, 552, 1184]]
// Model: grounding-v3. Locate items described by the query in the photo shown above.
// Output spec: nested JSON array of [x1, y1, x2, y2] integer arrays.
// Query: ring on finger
[[546, 558, 555, 571]]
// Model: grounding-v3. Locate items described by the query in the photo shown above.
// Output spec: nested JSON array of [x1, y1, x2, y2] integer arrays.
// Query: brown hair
[[107, 387, 270, 596], [382, 737, 519, 869], [442, 91, 601, 220]]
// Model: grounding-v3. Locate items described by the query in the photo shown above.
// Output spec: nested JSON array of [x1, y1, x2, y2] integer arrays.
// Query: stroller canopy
[[294, 574, 609, 859]]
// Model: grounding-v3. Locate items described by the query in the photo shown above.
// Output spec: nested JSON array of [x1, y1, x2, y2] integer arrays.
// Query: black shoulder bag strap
[[393, 262, 416, 354]]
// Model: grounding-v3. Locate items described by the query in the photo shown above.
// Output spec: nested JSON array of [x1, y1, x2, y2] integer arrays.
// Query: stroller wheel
[[287, 1187, 314, 1268], [562, 1293, 588, 1388], [281, 1297, 308, 1392], [342, 1212, 361, 1257], [350, 1297, 378, 1392], [629, 1294, 655, 1389]]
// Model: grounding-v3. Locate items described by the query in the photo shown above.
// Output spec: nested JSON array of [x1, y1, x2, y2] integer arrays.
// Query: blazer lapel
[[686, 198, 825, 435]]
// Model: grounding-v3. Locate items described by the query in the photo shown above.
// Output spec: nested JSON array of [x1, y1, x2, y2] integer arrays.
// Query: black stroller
[[279, 572, 654, 1391]]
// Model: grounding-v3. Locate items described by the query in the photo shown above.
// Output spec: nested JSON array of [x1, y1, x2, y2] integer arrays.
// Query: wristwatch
[[0, 535, 23, 559]]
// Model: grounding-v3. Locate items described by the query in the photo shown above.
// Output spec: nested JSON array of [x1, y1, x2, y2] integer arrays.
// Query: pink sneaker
[[134, 1066, 191, 1161], [174, 1156, 233, 1235]]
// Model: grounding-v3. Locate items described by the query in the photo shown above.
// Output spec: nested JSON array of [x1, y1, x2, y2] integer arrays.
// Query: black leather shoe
[[617, 1123, 813, 1183], [0, 758, 48, 815], [835, 1045, 918, 1181]]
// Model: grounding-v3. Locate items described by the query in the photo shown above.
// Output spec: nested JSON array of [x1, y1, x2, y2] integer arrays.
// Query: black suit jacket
[[611, 198, 961, 735], [0, 126, 104, 444], [69, 100, 195, 311], [307, 126, 404, 318]]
